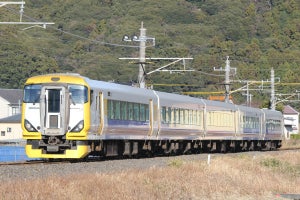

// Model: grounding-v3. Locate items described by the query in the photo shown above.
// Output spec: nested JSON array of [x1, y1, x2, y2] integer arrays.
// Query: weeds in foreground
[[168, 158, 184, 167]]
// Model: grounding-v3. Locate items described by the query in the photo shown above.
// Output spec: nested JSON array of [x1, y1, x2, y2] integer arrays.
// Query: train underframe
[[88, 139, 282, 158], [26, 137, 282, 159]]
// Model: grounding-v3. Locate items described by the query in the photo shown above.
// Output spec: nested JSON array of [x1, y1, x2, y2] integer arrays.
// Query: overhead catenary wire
[[2, 5, 145, 48]]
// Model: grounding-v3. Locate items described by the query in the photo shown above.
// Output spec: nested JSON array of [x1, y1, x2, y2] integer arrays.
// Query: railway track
[[0, 145, 299, 166], [0, 159, 71, 166]]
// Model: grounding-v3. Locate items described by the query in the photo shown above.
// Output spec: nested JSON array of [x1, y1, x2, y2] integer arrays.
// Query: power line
[[2, 5, 143, 48]]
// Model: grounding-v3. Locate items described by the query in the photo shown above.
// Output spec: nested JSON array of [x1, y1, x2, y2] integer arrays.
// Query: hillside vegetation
[[0, 0, 299, 108]]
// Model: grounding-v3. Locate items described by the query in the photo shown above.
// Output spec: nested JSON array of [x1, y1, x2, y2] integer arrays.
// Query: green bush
[[260, 158, 281, 168], [291, 134, 300, 139]]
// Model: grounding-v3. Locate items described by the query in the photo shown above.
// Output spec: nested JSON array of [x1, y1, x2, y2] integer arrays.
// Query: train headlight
[[71, 120, 84, 132], [24, 120, 38, 132]]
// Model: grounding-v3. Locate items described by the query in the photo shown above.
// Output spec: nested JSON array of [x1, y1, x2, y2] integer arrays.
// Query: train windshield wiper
[[69, 93, 76, 105]]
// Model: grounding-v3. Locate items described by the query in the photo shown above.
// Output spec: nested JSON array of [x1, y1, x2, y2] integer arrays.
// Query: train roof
[[25, 73, 89, 86], [26, 74, 281, 114], [84, 76, 161, 104]]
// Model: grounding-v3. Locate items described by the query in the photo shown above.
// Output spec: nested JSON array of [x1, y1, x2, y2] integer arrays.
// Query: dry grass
[[1, 141, 300, 200], [281, 138, 300, 149]]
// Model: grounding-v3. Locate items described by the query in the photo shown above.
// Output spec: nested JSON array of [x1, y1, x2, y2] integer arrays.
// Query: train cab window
[[24, 84, 42, 103], [69, 85, 88, 104]]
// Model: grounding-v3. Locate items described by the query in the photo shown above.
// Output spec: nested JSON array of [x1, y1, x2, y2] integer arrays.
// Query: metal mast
[[270, 67, 275, 110], [121, 22, 193, 88], [224, 56, 230, 103], [138, 22, 146, 88], [214, 56, 235, 103]]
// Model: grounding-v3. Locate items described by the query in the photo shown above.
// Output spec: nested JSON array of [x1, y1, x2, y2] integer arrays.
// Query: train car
[[22, 73, 284, 159]]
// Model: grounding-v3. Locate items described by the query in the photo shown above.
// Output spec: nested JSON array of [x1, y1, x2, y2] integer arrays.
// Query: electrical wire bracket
[[0, 1, 54, 29]]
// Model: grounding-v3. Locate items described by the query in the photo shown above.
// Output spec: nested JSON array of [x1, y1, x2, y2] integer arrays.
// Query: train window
[[170, 108, 174, 124], [140, 104, 146, 121], [184, 110, 189, 125], [174, 108, 179, 124], [161, 107, 167, 123], [182, 109, 186, 124], [191, 110, 195, 125], [69, 85, 88, 104], [115, 101, 121, 119], [242, 116, 260, 129], [181, 109, 184, 124], [189, 110, 193, 125], [128, 102, 134, 120], [47, 89, 60, 113], [145, 105, 149, 121], [107, 100, 150, 122], [194, 110, 198, 125], [133, 103, 140, 121], [266, 119, 281, 132], [24, 84, 41, 103], [166, 107, 171, 123], [208, 112, 213, 126], [108, 100, 114, 119], [120, 101, 127, 120]]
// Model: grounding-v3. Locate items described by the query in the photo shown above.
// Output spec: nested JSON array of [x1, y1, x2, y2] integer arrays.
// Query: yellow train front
[[22, 74, 91, 159]]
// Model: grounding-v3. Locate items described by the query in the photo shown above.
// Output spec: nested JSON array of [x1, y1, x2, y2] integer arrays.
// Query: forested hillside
[[0, 0, 299, 108]]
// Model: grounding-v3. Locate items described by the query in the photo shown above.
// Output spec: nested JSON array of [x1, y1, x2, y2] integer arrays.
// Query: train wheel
[[216, 141, 228, 153], [229, 141, 236, 152], [248, 141, 255, 151], [202, 141, 212, 153]]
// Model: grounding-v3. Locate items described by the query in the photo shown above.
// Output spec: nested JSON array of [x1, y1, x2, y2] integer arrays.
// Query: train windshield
[[24, 84, 42, 103], [69, 85, 88, 104]]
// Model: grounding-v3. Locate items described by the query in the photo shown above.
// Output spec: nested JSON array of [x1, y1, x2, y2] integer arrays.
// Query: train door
[[151, 91, 160, 137], [97, 92, 104, 134], [148, 99, 154, 136], [260, 110, 266, 139], [40, 86, 69, 136]]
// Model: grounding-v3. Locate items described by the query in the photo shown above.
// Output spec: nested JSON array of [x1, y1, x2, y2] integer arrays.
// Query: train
[[22, 73, 284, 159]]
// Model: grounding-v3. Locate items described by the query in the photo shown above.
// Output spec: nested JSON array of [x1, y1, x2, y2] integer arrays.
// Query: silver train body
[[22, 74, 283, 159]]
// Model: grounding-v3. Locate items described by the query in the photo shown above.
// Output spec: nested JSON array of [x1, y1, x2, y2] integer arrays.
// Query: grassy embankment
[[1, 139, 300, 200]]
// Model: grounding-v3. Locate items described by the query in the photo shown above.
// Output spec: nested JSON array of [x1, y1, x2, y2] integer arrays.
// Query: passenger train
[[22, 73, 284, 159]]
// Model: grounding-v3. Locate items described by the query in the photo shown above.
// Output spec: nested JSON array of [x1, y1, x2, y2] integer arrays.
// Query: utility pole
[[122, 22, 155, 88], [270, 67, 275, 110], [121, 23, 193, 88], [242, 81, 253, 106], [138, 22, 146, 88], [224, 56, 230, 103], [214, 56, 236, 103]]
